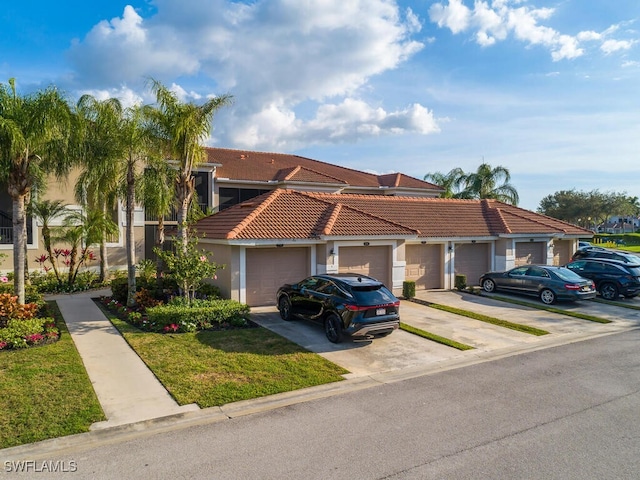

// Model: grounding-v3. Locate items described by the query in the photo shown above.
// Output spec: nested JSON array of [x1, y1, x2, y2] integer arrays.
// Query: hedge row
[[143, 299, 250, 333]]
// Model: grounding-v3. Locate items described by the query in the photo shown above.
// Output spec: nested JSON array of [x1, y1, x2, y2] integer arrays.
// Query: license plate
[[376, 308, 386, 315]]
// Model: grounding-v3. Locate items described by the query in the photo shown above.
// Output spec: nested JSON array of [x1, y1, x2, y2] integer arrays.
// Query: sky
[[1, 0, 639, 211]]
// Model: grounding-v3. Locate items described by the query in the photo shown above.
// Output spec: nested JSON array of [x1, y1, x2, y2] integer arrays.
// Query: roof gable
[[194, 191, 590, 241], [206, 147, 442, 193], [195, 190, 419, 240]]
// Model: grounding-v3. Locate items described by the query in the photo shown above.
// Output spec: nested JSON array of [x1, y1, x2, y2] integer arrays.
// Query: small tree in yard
[[154, 236, 221, 302]]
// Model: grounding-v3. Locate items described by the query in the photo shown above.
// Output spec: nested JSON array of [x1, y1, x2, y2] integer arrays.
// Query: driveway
[[250, 291, 634, 378]]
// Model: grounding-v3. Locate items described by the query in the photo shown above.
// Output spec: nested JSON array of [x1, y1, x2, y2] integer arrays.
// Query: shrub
[[402, 281, 416, 299], [0, 294, 39, 328], [196, 283, 221, 299], [145, 299, 250, 333], [134, 288, 161, 311], [109, 277, 129, 304], [0, 283, 44, 305], [0, 317, 48, 349], [455, 274, 467, 291]]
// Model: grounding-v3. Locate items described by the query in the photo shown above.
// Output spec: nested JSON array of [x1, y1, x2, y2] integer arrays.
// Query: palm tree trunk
[[99, 202, 109, 283], [12, 196, 26, 304], [176, 174, 194, 253], [126, 168, 136, 307], [43, 227, 62, 284], [155, 216, 165, 290]]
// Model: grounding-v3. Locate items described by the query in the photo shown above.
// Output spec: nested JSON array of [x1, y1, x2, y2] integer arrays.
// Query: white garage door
[[246, 247, 309, 306], [516, 242, 545, 266], [454, 243, 490, 286], [338, 246, 390, 286], [405, 244, 443, 290], [553, 240, 571, 266]]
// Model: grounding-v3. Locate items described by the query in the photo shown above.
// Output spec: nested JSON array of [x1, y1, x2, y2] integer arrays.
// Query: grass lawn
[[0, 302, 105, 450], [106, 312, 348, 408]]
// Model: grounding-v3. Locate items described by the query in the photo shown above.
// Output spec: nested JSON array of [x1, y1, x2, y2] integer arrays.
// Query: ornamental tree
[[154, 236, 221, 302]]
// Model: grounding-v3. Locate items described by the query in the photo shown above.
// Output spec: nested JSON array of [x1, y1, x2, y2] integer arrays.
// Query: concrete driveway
[[250, 291, 634, 378]]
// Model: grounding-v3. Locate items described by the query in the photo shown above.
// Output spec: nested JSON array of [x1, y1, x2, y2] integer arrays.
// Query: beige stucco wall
[[200, 243, 235, 300], [0, 226, 145, 275]]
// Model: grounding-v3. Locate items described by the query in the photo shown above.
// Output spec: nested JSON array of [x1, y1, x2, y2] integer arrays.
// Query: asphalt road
[[9, 327, 640, 479]]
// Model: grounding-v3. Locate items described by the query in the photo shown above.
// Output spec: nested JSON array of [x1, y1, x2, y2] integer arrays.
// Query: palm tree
[[459, 163, 519, 205], [29, 199, 67, 285], [73, 95, 125, 282], [0, 78, 72, 303], [139, 159, 176, 276], [120, 105, 160, 306], [424, 168, 466, 198], [147, 79, 232, 252], [55, 209, 106, 287]]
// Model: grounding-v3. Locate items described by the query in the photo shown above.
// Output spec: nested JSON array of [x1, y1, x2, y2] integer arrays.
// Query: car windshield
[[351, 285, 396, 305], [553, 268, 586, 282]]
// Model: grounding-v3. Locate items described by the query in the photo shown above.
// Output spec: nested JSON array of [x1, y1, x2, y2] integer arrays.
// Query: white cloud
[[428, 0, 636, 62], [429, 0, 471, 34], [65, 0, 430, 150], [601, 39, 635, 54], [229, 98, 439, 150], [68, 6, 200, 86]]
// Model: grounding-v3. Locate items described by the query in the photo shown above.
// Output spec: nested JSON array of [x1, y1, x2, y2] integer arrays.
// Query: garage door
[[246, 247, 309, 306], [405, 244, 442, 290], [338, 246, 390, 286], [454, 243, 490, 286], [553, 240, 571, 266], [515, 242, 545, 266]]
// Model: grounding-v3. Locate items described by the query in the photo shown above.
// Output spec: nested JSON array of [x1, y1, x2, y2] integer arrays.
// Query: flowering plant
[[163, 323, 179, 333], [154, 236, 223, 303]]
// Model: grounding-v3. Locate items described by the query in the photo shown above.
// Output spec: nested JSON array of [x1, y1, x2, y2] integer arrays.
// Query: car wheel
[[540, 289, 556, 305], [600, 283, 619, 301], [482, 279, 496, 293], [278, 296, 292, 321], [324, 314, 344, 344]]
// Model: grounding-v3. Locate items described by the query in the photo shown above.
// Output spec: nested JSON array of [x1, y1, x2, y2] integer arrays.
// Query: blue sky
[[2, 0, 639, 211]]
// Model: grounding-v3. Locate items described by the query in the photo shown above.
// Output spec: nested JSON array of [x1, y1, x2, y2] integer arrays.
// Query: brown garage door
[[515, 242, 545, 266], [338, 246, 390, 286], [246, 247, 309, 306], [405, 244, 442, 289], [552, 240, 571, 266], [454, 243, 490, 286]]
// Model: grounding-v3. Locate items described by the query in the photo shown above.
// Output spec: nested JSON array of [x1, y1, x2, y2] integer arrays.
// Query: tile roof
[[194, 190, 591, 241], [205, 147, 442, 192], [195, 190, 419, 240]]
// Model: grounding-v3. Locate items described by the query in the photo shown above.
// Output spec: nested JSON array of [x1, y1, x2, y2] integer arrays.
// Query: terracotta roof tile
[[195, 190, 418, 240], [275, 165, 347, 184], [194, 189, 591, 241], [205, 147, 441, 191]]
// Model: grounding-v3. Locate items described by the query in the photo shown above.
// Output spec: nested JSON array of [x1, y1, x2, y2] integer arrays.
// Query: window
[[218, 188, 271, 211]]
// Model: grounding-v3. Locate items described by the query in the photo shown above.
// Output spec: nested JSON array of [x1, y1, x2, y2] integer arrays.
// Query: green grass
[[400, 322, 474, 350], [106, 313, 348, 408], [591, 297, 640, 310], [486, 294, 612, 324], [414, 300, 550, 336], [0, 302, 105, 449]]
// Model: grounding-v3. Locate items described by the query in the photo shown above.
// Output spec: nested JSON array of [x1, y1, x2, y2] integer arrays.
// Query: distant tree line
[[537, 190, 640, 229]]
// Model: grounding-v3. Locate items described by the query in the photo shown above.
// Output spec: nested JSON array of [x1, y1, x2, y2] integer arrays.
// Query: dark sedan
[[479, 265, 596, 304], [276, 274, 400, 343]]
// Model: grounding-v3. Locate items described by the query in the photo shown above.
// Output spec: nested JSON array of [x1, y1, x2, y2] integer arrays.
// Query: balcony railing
[[144, 203, 210, 223], [0, 225, 33, 245]]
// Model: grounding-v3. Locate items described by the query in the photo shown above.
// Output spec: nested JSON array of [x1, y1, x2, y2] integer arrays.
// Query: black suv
[[572, 248, 640, 264], [564, 258, 640, 300], [276, 274, 400, 343]]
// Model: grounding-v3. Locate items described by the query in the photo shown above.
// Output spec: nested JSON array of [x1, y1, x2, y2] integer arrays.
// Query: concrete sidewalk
[[51, 291, 199, 429]]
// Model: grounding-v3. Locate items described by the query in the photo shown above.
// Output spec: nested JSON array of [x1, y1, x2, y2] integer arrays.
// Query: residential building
[[1, 147, 592, 306]]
